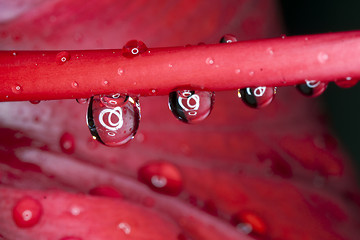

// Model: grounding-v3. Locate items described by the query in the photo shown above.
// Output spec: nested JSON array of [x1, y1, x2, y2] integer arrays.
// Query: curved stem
[[1, 31, 360, 101]]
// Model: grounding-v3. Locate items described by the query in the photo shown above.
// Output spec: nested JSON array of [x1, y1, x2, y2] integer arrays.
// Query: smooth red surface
[[0, 1, 360, 240]]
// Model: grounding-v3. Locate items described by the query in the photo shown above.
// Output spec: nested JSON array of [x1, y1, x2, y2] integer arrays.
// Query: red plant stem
[[1, 31, 360, 101]]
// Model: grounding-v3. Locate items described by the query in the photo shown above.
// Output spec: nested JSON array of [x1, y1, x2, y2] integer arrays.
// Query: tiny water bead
[[56, 51, 71, 65], [238, 87, 275, 109], [29, 100, 41, 104], [296, 80, 327, 97], [12, 196, 43, 228], [59, 132, 76, 154], [168, 90, 215, 124], [12, 84, 23, 94], [87, 94, 140, 146], [118, 222, 131, 235], [335, 77, 359, 88], [122, 40, 148, 58], [138, 161, 183, 196], [71, 81, 79, 88], [220, 34, 238, 43]]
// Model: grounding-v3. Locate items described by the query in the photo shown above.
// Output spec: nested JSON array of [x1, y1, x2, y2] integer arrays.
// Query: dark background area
[[279, 1, 360, 175]]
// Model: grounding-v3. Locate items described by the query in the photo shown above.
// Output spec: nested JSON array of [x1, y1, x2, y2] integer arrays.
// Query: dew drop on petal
[[29, 100, 41, 104], [296, 80, 327, 97], [56, 51, 71, 65], [12, 196, 43, 228], [12, 52, 17, 56], [231, 211, 267, 237], [87, 94, 140, 146], [168, 90, 215, 124], [138, 161, 183, 196], [118, 222, 131, 235], [220, 34, 238, 43], [335, 77, 358, 88], [59, 132, 76, 154], [12, 84, 23, 94], [89, 185, 122, 199], [238, 87, 275, 109], [76, 98, 89, 104], [122, 40, 147, 58], [117, 68, 124, 76]]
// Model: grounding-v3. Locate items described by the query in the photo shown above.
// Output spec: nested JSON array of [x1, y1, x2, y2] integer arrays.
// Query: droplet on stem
[[87, 94, 140, 146], [168, 89, 215, 123], [122, 40, 148, 58], [296, 80, 327, 97], [238, 87, 276, 108]]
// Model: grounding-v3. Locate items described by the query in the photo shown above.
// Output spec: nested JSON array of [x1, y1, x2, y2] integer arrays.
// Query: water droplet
[[281, 34, 286, 39], [296, 80, 327, 97], [168, 64, 173, 68], [219, 34, 238, 43], [59, 132, 75, 154], [231, 211, 267, 237], [87, 94, 140, 146], [89, 185, 122, 198], [12, 84, 23, 94], [117, 68, 124, 76], [335, 77, 358, 88], [317, 52, 329, 64], [12, 52, 17, 56], [205, 57, 214, 65], [12, 196, 43, 228], [118, 222, 131, 235], [56, 51, 71, 65], [76, 98, 89, 104], [29, 100, 41, 104], [71, 81, 79, 88], [235, 69, 241, 74], [122, 40, 147, 58], [266, 47, 274, 55], [138, 161, 183, 196], [168, 90, 215, 123], [238, 87, 275, 108], [70, 206, 82, 216], [249, 71, 255, 76], [102, 80, 109, 86], [59, 237, 82, 240]]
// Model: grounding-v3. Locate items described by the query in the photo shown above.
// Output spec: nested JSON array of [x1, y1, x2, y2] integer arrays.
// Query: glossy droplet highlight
[[296, 80, 327, 97], [76, 98, 89, 104], [231, 211, 267, 237], [138, 161, 183, 196], [335, 77, 358, 88], [122, 40, 147, 58], [12, 196, 43, 228], [89, 185, 122, 199], [56, 51, 71, 65], [87, 94, 140, 146], [317, 52, 329, 64], [59, 132, 75, 154], [220, 34, 238, 43], [238, 87, 275, 108], [72, 81, 79, 88], [118, 222, 131, 235], [205, 57, 214, 65], [12, 84, 23, 94], [168, 90, 215, 123]]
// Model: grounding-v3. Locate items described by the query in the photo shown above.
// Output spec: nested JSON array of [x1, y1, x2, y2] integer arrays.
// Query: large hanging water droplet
[[335, 77, 358, 88], [12, 196, 43, 228], [56, 51, 71, 65], [238, 87, 275, 108], [122, 40, 148, 58], [138, 161, 183, 196], [220, 34, 238, 43], [87, 94, 140, 146], [168, 90, 215, 123], [296, 80, 327, 97]]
